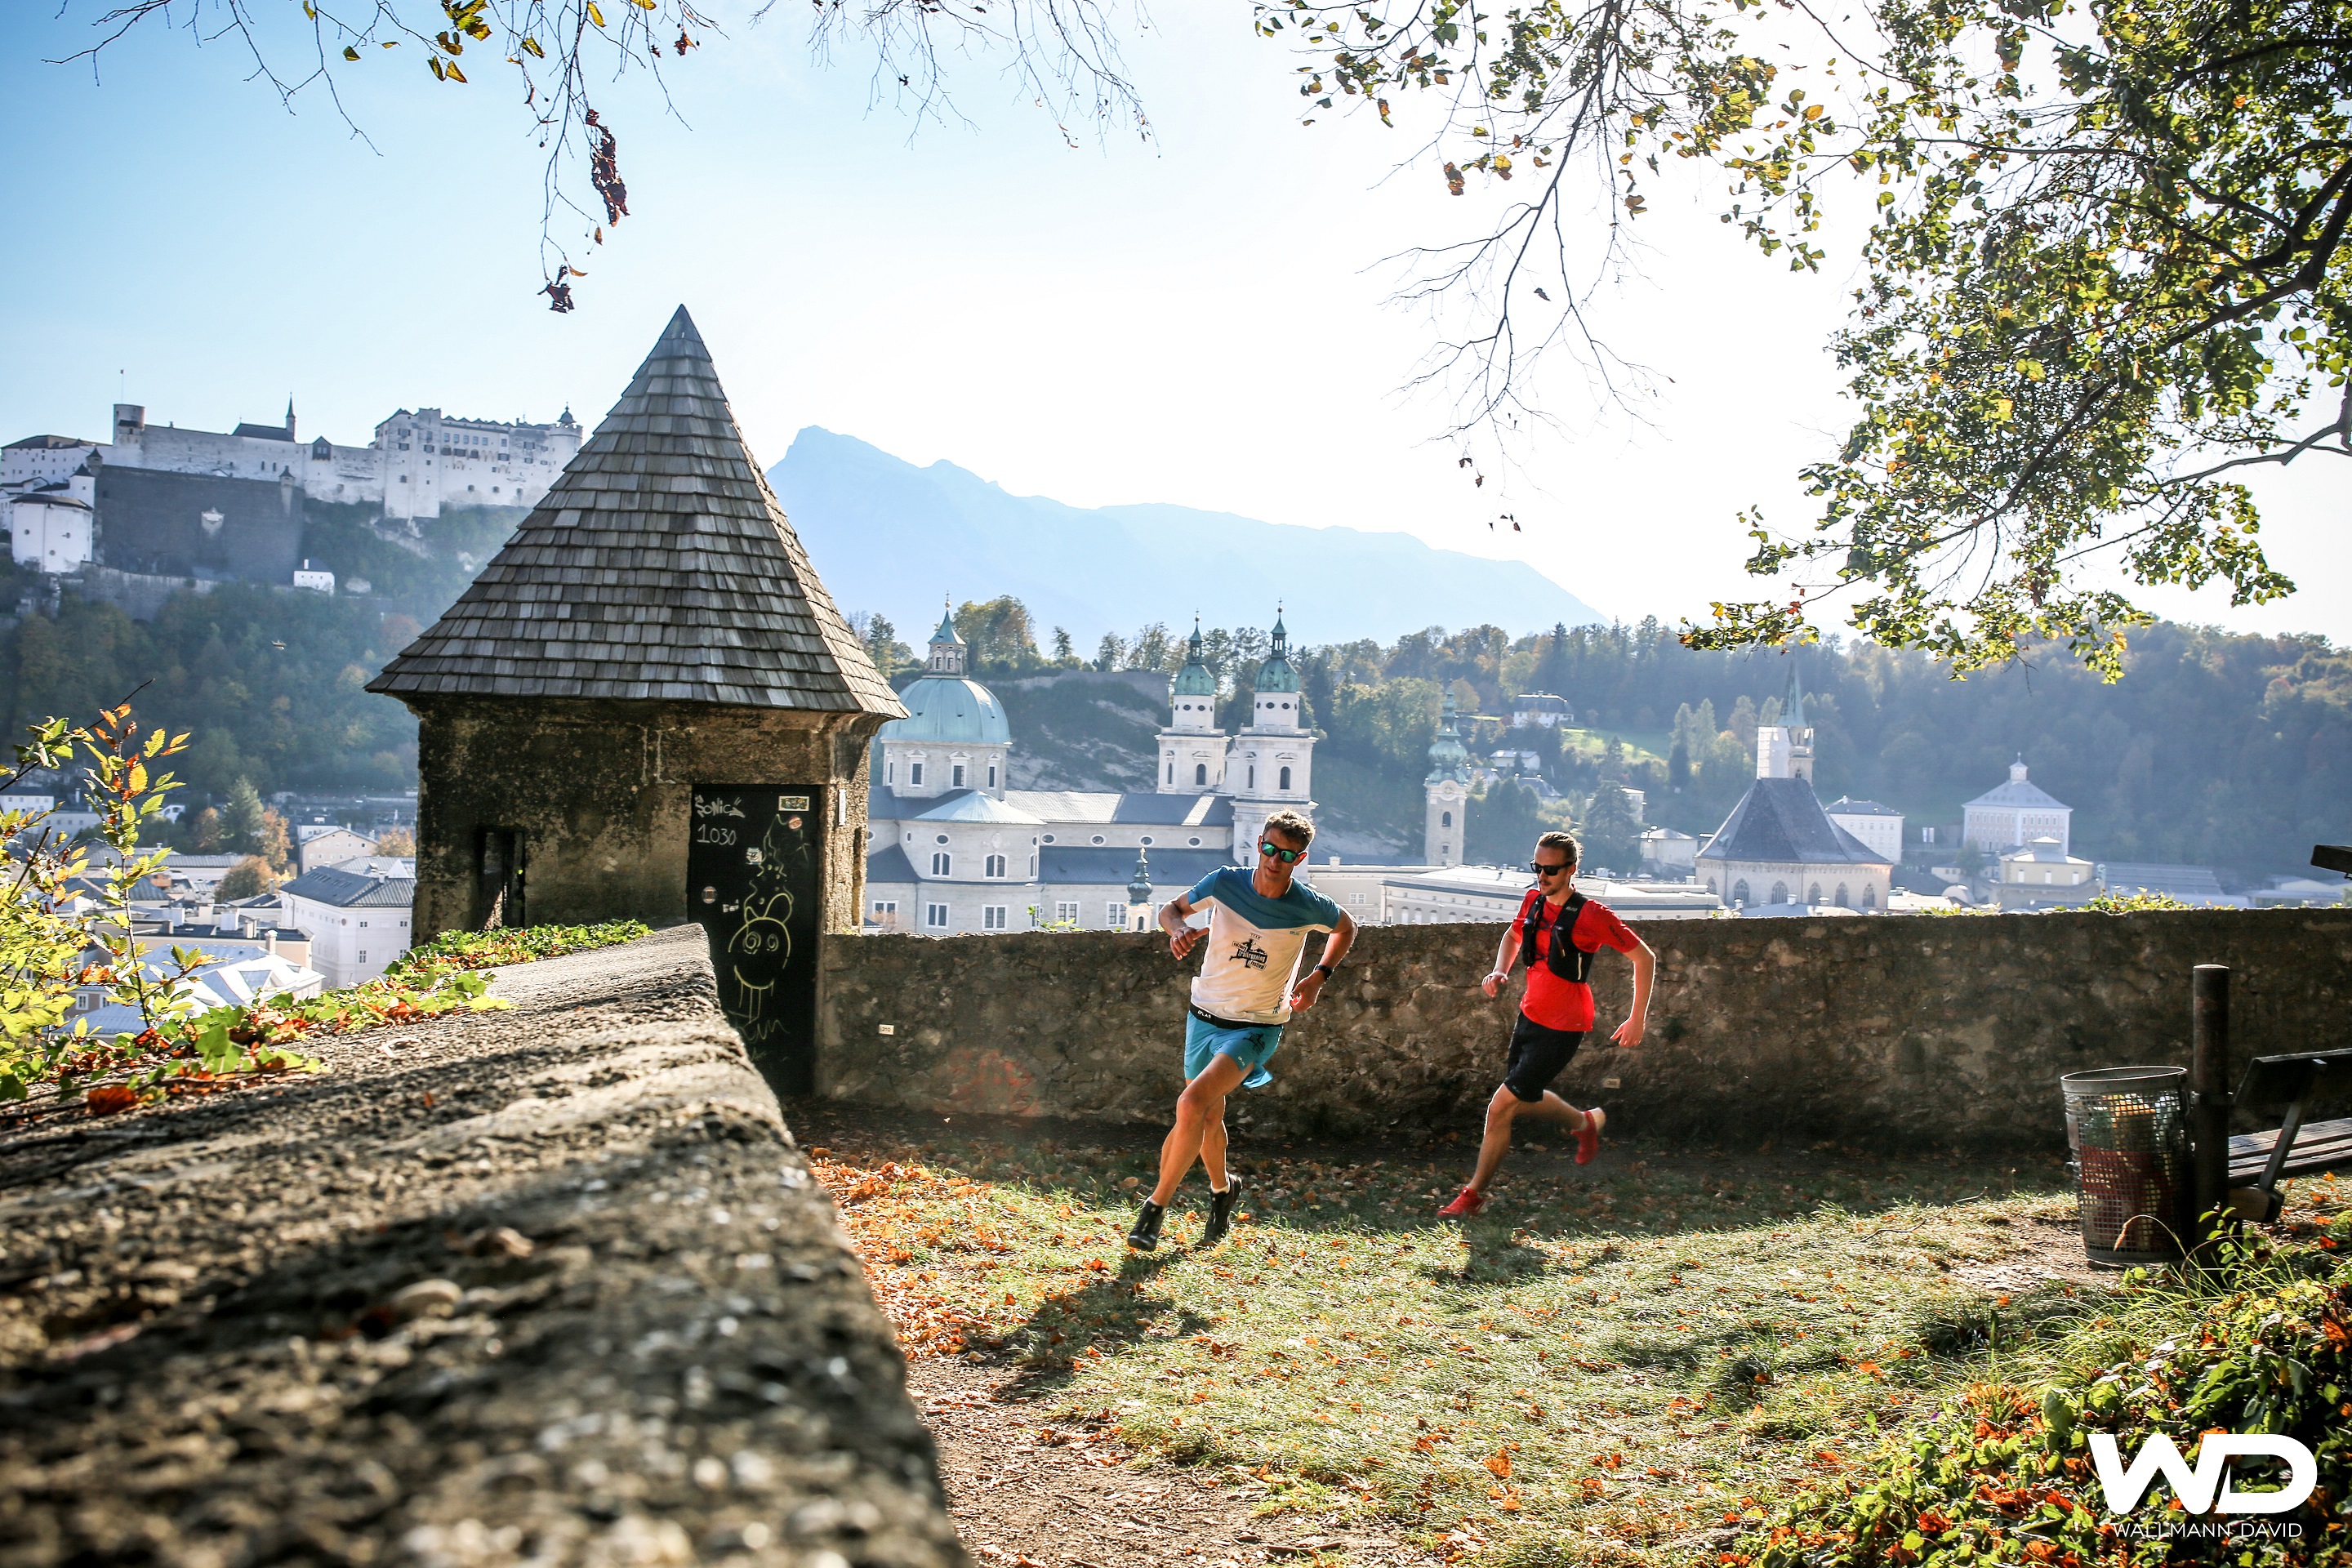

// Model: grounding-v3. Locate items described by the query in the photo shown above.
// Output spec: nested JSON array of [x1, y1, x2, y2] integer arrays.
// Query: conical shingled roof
[[368, 307, 904, 715]]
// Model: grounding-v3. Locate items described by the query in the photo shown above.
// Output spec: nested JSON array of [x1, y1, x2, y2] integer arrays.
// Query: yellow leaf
[[521, 34, 544, 56], [1992, 397, 2014, 422], [343, 44, 360, 60], [446, 62, 467, 82], [127, 761, 147, 795], [586, 0, 605, 26]]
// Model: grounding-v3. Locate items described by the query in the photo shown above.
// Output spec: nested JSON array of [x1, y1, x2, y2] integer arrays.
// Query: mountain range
[[765, 427, 1608, 647]]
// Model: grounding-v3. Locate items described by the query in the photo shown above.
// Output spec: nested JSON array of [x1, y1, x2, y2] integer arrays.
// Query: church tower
[[925, 607, 968, 677], [1158, 619, 1228, 794], [1755, 665, 1814, 782], [1225, 610, 1316, 860], [1423, 688, 1471, 866]]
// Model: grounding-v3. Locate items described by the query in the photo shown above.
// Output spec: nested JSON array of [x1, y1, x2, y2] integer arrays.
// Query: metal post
[[2189, 964, 2231, 1248]]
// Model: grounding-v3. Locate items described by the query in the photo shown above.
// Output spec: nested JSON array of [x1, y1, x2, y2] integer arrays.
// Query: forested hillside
[[886, 601, 2352, 875], [1, 559, 2342, 880]]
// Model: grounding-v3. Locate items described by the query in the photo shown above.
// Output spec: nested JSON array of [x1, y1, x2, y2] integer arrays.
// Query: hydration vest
[[1517, 888, 1593, 983]]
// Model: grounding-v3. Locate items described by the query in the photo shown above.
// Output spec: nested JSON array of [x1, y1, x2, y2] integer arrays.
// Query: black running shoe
[[1200, 1180, 1243, 1247], [1127, 1199, 1165, 1251]]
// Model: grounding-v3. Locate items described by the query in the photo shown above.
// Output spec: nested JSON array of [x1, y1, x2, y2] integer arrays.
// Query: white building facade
[[278, 856, 416, 987], [10, 401, 584, 523], [863, 610, 1314, 935], [1423, 690, 1472, 867], [1962, 759, 2074, 855], [1824, 798, 1904, 862]]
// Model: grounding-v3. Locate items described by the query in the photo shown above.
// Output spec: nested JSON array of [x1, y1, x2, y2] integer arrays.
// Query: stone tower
[[1423, 688, 1471, 866], [1158, 619, 1227, 794], [1226, 610, 1316, 860], [368, 305, 904, 1090]]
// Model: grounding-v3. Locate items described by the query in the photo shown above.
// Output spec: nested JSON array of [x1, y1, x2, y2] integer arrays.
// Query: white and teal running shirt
[[1183, 866, 1346, 1026]]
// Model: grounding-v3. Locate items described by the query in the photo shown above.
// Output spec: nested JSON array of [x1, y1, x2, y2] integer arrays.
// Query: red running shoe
[[1576, 1106, 1606, 1165], [1437, 1187, 1486, 1218]]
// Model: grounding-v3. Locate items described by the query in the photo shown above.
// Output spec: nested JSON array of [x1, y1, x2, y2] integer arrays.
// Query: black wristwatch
[[1312, 963, 1337, 978]]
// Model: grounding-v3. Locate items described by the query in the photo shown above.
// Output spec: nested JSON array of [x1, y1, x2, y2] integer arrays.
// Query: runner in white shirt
[[1129, 809, 1358, 1250]]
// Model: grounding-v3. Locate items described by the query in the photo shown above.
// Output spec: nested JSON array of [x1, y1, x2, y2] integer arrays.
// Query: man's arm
[[1610, 934, 1656, 1047], [1482, 921, 1520, 1000], [1287, 909, 1357, 1012], [1160, 893, 1205, 959]]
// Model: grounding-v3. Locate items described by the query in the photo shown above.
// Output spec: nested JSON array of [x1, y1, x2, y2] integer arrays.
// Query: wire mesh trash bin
[[2062, 1066, 2189, 1267]]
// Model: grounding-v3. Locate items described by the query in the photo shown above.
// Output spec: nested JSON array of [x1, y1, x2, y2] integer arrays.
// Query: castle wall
[[816, 906, 2352, 1148], [91, 465, 306, 581], [0, 929, 959, 1568], [408, 697, 887, 943]]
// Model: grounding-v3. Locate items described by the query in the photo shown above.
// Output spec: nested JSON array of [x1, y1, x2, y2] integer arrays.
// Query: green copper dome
[[1174, 620, 1218, 697], [1254, 608, 1299, 693], [879, 675, 1012, 745], [1424, 688, 1470, 784]]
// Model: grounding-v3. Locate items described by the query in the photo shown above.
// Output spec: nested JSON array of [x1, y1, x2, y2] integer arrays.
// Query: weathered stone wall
[[0, 928, 957, 1568], [817, 908, 2352, 1149], [406, 697, 884, 943]]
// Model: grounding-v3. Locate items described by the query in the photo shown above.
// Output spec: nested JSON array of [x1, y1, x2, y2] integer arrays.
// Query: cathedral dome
[[879, 675, 1013, 746]]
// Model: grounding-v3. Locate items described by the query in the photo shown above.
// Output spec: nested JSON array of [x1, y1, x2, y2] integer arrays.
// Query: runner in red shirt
[[1439, 829, 1655, 1218]]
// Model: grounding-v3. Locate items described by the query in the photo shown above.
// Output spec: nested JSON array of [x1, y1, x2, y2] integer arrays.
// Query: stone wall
[[0, 928, 957, 1568], [816, 908, 2352, 1149]]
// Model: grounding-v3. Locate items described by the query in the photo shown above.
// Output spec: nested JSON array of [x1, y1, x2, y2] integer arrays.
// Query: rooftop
[[1824, 797, 1901, 817], [1699, 777, 1891, 867], [279, 860, 416, 909], [912, 792, 1050, 826], [368, 306, 902, 715]]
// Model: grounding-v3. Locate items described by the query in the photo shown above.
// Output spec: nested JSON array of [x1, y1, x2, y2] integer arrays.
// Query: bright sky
[[3, 2, 2344, 646]]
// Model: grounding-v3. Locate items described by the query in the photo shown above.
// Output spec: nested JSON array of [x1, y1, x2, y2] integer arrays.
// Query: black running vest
[[1517, 889, 1593, 982]]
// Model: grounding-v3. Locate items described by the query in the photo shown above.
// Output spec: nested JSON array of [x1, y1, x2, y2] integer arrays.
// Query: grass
[[804, 1115, 2149, 1565]]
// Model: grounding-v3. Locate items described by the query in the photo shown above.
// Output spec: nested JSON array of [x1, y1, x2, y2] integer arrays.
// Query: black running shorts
[[1503, 1013, 1587, 1102]]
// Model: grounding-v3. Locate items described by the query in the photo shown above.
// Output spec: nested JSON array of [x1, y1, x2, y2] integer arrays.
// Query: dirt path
[[908, 1354, 1441, 1567]]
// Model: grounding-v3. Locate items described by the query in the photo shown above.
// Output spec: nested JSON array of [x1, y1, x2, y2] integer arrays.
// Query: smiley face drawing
[[727, 888, 794, 1024]]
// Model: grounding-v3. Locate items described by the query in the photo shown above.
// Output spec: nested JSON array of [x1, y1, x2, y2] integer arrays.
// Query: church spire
[[927, 599, 968, 677]]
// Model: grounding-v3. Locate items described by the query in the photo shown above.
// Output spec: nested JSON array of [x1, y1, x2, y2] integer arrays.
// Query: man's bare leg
[[1467, 1085, 1588, 1194], [1151, 1054, 1245, 1207], [1202, 1109, 1230, 1192]]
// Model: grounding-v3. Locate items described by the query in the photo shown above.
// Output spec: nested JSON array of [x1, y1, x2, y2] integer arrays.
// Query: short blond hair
[[1261, 809, 1316, 847]]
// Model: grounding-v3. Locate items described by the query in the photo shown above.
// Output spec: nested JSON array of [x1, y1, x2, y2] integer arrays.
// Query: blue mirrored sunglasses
[[1258, 840, 1308, 864]]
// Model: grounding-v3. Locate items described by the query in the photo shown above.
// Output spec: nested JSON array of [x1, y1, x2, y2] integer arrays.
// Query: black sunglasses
[[1258, 840, 1308, 864], [1529, 860, 1575, 876]]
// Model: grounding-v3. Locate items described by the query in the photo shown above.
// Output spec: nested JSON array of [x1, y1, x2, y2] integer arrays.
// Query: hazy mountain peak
[[769, 428, 1607, 646]]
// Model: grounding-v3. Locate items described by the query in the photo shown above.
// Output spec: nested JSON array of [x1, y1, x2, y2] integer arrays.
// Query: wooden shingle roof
[[368, 306, 904, 715]]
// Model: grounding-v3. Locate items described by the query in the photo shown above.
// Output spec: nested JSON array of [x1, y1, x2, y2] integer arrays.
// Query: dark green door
[[688, 785, 822, 1094]]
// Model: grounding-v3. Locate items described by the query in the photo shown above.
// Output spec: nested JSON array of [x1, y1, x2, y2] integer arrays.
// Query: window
[[1808, 884, 1822, 905], [1770, 881, 1790, 904], [952, 764, 966, 788], [1090, 835, 1106, 845], [1861, 884, 1877, 910], [925, 903, 949, 929], [910, 762, 924, 786], [1055, 902, 1080, 923], [985, 854, 1007, 878], [359, 920, 370, 929], [931, 852, 951, 875], [1195, 763, 1207, 786], [1834, 884, 1849, 907], [1187, 837, 1200, 846], [885, 761, 895, 783], [1733, 879, 1751, 905], [1248, 766, 1256, 788], [1107, 902, 1128, 928], [987, 764, 997, 788], [1279, 766, 1292, 791], [983, 906, 1009, 930], [1167, 762, 1176, 784], [1441, 810, 1454, 829], [872, 900, 899, 920]]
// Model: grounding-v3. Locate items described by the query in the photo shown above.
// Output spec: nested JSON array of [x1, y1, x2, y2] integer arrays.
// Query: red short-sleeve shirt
[[1509, 890, 1639, 1032]]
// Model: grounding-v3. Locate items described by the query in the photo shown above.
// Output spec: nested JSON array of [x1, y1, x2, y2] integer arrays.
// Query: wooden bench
[[2224, 1045, 2352, 1222]]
